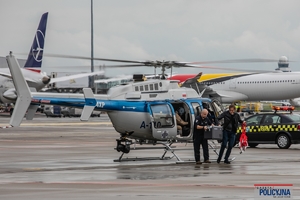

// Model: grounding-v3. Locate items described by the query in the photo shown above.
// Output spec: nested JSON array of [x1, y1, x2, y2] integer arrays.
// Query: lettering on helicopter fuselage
[[96, 102, 105, 108], [140, 121, 161, 129]]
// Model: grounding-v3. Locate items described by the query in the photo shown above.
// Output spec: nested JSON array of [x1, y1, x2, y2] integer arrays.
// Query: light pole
[[90, 0, 95, 90]]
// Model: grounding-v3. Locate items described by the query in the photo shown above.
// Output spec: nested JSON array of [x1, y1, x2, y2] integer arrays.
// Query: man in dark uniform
[[193, 109, 212, 164]]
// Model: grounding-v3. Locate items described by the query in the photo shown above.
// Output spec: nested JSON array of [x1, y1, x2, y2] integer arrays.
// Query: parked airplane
[[0, 12, 104, 104], [172, 57, 300, 104], [173, 71, 300, 103]]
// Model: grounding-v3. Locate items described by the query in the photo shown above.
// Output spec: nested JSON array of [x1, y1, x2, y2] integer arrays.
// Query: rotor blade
[[176, 58, 284, 65], [17, 52, 149, 64], [49, 70, 105, 84], [183, 64, 276, 73], [52, 64, 146, 68]]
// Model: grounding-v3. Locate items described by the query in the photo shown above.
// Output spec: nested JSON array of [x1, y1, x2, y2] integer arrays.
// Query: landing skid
[[113, 155, 173, 162], [114, 141, 183, 162]]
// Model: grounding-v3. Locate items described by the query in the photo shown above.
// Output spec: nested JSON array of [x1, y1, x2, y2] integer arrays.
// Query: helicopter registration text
[[96, 102, 105, 108], [140, 121, 161, 129]]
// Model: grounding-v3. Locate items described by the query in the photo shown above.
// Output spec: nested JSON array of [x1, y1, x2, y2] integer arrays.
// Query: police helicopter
[[6, 52, 230, 162], [8, 53, 277, 162]]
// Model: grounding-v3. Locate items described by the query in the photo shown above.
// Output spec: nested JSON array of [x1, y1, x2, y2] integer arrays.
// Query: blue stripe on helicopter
[[32, 96, 209, 113]]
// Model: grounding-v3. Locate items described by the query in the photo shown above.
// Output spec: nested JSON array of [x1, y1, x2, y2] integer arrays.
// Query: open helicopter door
[[147, 102, 177, 140]]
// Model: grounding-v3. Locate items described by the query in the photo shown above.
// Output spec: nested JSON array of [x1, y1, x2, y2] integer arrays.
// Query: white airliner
[[177, 71, 300, 103]]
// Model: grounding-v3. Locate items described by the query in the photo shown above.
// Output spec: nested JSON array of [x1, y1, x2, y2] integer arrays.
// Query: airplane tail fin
[[24, 12, 48, 73]]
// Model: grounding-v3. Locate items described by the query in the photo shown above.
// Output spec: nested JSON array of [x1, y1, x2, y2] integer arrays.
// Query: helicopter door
[[147, 103, 177, 140], [211, 99, 224, 117]]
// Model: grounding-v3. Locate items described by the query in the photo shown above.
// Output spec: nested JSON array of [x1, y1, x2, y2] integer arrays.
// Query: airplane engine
[[0, 88, 17, 103], [3, 88, 17, 100]]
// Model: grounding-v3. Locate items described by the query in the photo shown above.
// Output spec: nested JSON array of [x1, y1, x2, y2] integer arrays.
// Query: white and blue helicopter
[[7, 52, 225, 162]]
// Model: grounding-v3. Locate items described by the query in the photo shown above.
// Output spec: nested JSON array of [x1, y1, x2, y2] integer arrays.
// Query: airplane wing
[[0, 71, 36, 83], [205, 90, 249, 102], [179, 72, 202, 85], [181, 72, 254, 101], [49, 70, 105, 83]]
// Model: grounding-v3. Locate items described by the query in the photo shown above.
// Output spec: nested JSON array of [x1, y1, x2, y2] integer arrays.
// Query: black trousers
[[193, 133, 209, 162]]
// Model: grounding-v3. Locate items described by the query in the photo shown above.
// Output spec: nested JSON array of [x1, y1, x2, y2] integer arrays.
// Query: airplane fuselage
[[209, 72, 300, 102]]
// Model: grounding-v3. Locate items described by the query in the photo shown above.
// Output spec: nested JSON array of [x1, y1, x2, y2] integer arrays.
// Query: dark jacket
[[193, 115, 212, 136], [217, 111, 243, 133]]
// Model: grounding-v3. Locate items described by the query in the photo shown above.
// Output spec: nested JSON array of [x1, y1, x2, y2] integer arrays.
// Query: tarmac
[[0, 113, 299, 200]]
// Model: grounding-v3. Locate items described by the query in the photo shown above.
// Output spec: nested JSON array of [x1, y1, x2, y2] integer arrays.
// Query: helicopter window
[[135, 86, 139, 91], [159, 82, 162, 87], [154, 83, 159, 90], [140, 85, 144, 91], [150, 104, 174, 128], [150, 84, 154, 90], [145, 85, 149, 91]]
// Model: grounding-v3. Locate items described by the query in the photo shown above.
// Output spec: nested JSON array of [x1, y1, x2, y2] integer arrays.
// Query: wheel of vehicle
[[248, 143, 258, 148], [276, 133, 291, 149]]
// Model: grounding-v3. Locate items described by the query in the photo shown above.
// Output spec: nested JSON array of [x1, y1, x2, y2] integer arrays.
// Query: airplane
[[0, 12, 104, 105], [6, 52, 224, 162], [170, 59, 300, 104]]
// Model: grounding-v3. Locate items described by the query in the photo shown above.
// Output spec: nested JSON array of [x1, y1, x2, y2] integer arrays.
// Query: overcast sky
[[1, 0, 300, 76]]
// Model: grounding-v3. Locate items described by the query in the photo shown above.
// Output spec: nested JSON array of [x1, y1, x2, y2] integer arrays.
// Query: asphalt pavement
[[0, 113, 299, 200]]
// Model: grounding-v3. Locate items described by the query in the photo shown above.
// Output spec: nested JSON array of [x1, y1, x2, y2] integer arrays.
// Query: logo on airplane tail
[[31, 30, 44, 62]]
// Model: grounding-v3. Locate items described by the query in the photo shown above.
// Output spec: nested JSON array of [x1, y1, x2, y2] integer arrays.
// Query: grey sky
[[0, 0, 300, 76]]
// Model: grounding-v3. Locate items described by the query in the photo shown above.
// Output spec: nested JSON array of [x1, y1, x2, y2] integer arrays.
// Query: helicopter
[[6, 52, 225, 162]]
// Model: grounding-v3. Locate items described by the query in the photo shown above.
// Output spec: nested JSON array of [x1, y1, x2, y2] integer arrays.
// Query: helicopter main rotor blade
[[17, 53, 286, 66], [183, 64, 275, 73], [16, 52, 287, 73], [49, 63, 275, 73], [18, 53, 149, 64], [49, 64, 146, 69], [176, 58, 282, 65]]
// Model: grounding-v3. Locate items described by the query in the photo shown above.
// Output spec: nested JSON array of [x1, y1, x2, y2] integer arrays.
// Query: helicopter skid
[[114, 141, 182, 162], [113, 155, 173, 162]]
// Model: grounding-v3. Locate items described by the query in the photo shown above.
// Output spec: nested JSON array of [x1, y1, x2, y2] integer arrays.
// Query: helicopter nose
[[42, 75, 51, 84]]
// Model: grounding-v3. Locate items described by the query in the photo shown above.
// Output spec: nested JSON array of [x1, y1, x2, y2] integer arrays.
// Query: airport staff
[[217, 104, 245, 164], [193, 109, 212, 164]]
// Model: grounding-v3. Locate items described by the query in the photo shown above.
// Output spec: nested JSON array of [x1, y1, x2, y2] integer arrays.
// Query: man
[[193, 109, 212, 164], [217, 104, 245, 164]]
